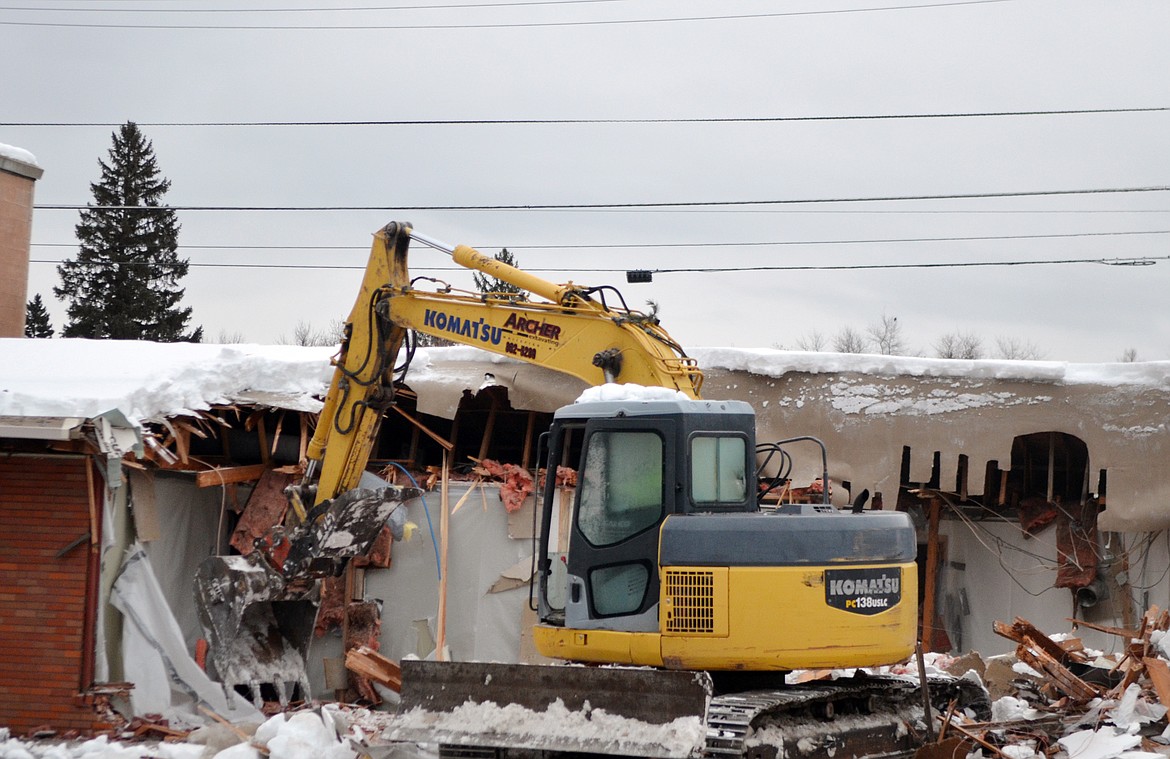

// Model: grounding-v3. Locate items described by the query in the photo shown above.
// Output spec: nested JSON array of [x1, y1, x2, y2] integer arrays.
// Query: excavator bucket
[[196, 484, 420, 707], [388, 660, 713, 758]]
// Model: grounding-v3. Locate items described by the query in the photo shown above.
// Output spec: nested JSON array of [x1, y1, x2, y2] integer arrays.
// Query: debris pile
[[919, 609, 1170, 759]]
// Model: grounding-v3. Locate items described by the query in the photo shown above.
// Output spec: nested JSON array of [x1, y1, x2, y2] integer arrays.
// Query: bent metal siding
[[0, 455, 97, 733]]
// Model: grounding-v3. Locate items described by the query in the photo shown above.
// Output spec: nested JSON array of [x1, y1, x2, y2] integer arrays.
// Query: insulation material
[[1054, 501, 1100, 590], [1019, 496, 1059, 534], [111, 545, 261, 723], [477, 459, 534, 513]]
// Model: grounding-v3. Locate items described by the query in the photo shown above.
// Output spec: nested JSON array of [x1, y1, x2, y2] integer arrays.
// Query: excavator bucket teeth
[[195, 485, 421, 706], [388, 661, 713, 758], [194, 554, 315, 706]]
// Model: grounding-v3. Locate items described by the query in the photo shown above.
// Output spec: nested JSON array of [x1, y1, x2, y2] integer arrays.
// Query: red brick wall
[[0, 455, 97, 733]]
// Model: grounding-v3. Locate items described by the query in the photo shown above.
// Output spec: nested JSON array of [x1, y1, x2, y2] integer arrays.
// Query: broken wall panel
[[306, 482, 532, 697], [691, 366, 1170, 532], [0, 455, 98, 733]]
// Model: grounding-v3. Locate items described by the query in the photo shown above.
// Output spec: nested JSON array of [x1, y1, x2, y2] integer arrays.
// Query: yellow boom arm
[[303, 222, 702, 507]]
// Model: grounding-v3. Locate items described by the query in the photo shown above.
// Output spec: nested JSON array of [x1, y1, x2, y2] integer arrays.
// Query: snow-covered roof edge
[[0, 142, 43, 179], [691, 347, 1170, 387]]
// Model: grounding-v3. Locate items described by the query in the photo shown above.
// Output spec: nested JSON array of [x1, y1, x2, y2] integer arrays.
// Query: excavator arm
[[302, 220, 702, 509]]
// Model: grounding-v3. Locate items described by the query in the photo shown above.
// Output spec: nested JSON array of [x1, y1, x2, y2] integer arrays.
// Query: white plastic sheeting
[[110, 544, 261, 723]]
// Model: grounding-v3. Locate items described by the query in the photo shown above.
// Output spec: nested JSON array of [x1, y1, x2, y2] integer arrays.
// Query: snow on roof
[[691, 348, 1170, 387], [1, 339, 1165, 427], [0, 338, 334, 424], [0, 141, 39, 168]]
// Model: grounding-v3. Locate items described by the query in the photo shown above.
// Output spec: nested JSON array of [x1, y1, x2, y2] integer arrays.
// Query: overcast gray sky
[[3, 0, 1168, 361]]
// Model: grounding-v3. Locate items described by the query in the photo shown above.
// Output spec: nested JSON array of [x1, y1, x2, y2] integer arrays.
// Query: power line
[[6, 106, 1166, 127], [27, 254, 1168, 272], [28, 228, 1170, 251], [0, 0, 1011, 30], [1, 0, 632, 12], [32, 186, 1170, 212]]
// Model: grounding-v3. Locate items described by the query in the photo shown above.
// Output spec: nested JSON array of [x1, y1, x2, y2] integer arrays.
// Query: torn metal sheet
[[93, 409, 144, 486], [0, 415, 85, 440]]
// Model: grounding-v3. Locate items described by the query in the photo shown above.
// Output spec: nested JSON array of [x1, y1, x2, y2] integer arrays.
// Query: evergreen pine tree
[[24, 293, 54, 338], [472, 248, 528, 301], [55, 122, 202, 342]]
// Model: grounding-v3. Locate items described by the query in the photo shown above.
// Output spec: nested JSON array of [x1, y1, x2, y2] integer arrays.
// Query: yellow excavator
[[197, 222, 974, 757]]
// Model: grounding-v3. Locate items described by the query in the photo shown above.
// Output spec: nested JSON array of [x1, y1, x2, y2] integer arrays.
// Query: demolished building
[[0, 337, 1167, 734]]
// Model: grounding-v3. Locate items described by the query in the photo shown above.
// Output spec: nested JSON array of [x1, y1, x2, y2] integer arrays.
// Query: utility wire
[[1, 0, 634, 12], [32, 186, 1170, 211], [27, 254, 1169, 272], [27, 228, 1170, 251], [7, 106, 1168, 127], [0, 0, 1012, 30]]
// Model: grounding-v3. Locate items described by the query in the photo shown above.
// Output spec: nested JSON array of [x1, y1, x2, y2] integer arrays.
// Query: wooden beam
[[922, 496, 941, 651], [1145, 658, 1170, 709], [345, 646, 402, 692], [477, 402, 498, 462], [257, 416, 270, 465], [521, 410, 536, 470], [390, 404, 454, 451], [436, 451, 450, 661], [195, 463, 270, 488]]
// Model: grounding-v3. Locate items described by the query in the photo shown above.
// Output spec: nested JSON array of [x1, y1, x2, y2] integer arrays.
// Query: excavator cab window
[[690, 433, 749, 507], [576, 430, 665, 548]]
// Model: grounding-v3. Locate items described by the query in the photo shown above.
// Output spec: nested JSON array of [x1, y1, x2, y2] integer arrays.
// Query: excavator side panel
[[659, 562, 919, 671]]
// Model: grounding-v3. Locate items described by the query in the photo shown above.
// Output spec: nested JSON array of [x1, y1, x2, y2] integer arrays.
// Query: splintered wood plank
[[1144, 658, 1170, 708], [345, 645, 402, 692], [195, 463, 271, 488], [1016, 645, 1098, 702]]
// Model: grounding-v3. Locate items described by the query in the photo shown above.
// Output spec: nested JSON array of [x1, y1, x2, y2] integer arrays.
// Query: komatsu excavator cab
[[537, 395, 757, 633], [533, 393, 920, 673]]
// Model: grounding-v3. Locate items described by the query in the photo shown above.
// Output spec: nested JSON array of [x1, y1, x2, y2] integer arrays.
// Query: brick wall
[[0, 153, 42, 338], [0, 455, 97, 734]]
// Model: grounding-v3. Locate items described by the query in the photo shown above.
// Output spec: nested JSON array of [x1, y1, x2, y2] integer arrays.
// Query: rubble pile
[[920, 608, 1170, 759]]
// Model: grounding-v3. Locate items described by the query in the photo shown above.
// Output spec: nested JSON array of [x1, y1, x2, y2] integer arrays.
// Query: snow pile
[[0, 731, 204, 759], [0, 142, 38, 167], [0, 339, 335, 424], [0, 710, 365, 759], [384, 698, 704, 758]]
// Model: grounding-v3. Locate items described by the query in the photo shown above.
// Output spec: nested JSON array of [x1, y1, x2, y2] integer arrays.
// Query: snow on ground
[[0, 708, 437, 759], [376, 699, 704, 759]]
